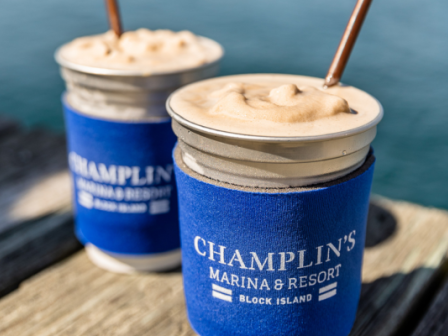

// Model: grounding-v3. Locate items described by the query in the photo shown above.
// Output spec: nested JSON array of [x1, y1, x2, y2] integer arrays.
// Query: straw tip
[[323, 76, 340, 89]]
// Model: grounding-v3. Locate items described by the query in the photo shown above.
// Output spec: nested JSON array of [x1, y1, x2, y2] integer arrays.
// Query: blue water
[[1, 0, 448, 209]]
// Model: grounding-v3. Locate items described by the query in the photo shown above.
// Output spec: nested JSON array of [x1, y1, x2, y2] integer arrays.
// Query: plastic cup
[[167, 74, 383, 335], [56, 36, 223, 273]]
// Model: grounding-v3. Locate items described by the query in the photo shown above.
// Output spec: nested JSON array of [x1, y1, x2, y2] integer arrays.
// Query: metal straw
[[323, 0, 373, 88], [105, 0, 123, 37]]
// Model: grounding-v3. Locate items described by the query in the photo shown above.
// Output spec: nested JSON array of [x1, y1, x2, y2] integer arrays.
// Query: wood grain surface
[[0, 124, 80, 297], [1, 120, 447, 336], [351, 197, 448, 336], [0, 128, 71, 234], [1, 197, 447, 336], [411, 276, 448, 336]]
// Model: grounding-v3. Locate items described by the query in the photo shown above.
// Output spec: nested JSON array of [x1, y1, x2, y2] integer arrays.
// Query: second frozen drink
[[56, 29, 223, 273]]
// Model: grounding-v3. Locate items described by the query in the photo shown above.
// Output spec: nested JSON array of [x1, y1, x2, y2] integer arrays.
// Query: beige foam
[[59, 29, 223, 73], [170, 74, 382, 137]]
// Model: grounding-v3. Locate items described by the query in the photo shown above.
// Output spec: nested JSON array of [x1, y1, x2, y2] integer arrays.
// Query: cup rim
[[166, 84, 384, 143]]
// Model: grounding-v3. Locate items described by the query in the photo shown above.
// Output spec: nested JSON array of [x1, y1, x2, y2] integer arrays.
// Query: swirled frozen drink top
[[170, 74, 382, 137], [58, 29, 223, 73]]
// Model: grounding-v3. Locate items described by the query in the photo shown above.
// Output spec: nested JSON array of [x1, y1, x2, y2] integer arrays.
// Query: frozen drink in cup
[[55, 29, 223, 273], [167, 74, 382, 335]]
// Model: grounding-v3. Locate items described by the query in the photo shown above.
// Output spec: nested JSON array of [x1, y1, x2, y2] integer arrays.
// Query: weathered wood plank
[[0, 127, 78, 297], [411, 276, 448, 336], [0, 208, 82, 297], [0, 197, 447, 336], [0, 129, 71, 234], [350, 197, 448, 336], [0, 130, 65, 182], [0, 253, 192, 336]]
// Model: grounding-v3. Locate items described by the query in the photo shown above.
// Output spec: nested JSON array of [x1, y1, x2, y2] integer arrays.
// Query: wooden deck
[[0, 119, 447, 336]]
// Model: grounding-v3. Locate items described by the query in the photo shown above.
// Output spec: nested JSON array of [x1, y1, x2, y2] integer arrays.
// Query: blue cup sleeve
[[64, 100, 180, 255], [174, 146, 375, 336]]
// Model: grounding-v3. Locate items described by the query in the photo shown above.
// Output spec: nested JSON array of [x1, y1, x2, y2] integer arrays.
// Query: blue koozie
[[174, 149, 375, 336], [64, 100, 180, 257]]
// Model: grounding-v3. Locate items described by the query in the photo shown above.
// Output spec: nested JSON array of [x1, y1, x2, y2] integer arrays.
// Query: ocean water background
[[0, 0, 447, 209]]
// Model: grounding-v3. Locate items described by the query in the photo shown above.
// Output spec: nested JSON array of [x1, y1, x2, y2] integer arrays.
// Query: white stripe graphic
[[319, 282, 337, 294], [212, 291, 232, 302], [319, 289, 337, 301], [212, 284, 232, 295]]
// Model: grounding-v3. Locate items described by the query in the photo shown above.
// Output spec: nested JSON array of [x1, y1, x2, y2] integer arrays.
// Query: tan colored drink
[[169, 74, 380, 137], [167, 74, 382, 188], [57, 29, 223, 121], [59, 29, 222, 74]]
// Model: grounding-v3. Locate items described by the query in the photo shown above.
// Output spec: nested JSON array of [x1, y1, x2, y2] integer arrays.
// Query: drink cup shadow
[[365, 202, 397, 248], [352, 201, 444, 336]]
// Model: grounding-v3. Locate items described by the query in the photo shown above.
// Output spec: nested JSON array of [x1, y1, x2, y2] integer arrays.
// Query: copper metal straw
[[323, 0, 373, 88], [105, 0, 123, 37]]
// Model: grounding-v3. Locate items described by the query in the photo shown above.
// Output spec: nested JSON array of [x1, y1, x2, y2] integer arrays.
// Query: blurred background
[[0, 0, 447, 209]]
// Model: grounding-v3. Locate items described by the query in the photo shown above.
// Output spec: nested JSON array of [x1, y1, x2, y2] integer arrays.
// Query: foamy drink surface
[[59, 29, 223, 73], [170, 74, 382, 137]]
